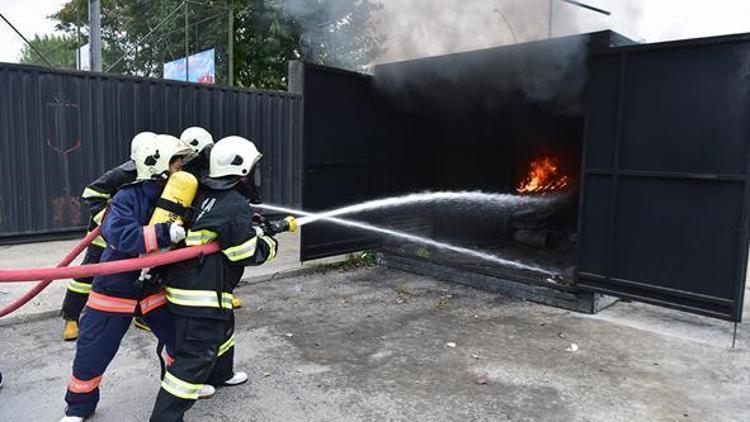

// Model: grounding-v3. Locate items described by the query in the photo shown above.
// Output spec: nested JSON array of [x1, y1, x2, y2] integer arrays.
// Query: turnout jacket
[[81, 161, 137, 246], [162, 187, 278, 320], [91, 181, 173, 300]]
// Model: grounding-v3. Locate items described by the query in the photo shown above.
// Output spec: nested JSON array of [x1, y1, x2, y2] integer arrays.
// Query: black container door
[[577, 37, 750, 321], [300, 64, 383, 261]]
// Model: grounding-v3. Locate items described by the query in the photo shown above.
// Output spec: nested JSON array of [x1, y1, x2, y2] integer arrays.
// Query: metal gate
[[576, 34, 750, 321], [296, 63, 383, 261]]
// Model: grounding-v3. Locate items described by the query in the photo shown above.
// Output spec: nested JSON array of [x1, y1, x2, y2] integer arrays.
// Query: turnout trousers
[[64, 291, 176, 418], [61, 244, 105, 321], [149, 312, 235, 422]]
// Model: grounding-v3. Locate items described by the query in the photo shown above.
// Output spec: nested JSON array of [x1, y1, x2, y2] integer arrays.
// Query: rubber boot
[[198, 384, 215, 399], [221, 372, 248, 387], [133, 317, 151, 332], [63, 320, 79, 341], [231, 296, 242, 309]]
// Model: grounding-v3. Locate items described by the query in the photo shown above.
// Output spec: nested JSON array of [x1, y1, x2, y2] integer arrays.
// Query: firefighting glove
[[169, 223, 186, 243], [261, 217, 298, 236]]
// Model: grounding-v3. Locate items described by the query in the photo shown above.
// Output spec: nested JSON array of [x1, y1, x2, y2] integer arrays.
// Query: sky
[[0, 0, 67, 62], [3, 0, 750, 63]]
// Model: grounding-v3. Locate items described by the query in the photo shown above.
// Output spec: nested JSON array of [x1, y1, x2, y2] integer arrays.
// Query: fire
[[516, 155, 570, 194]]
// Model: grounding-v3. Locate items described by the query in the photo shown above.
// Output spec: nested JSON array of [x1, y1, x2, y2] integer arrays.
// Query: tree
[[50, 0, 385, 90], [19, 34, 79, 69]]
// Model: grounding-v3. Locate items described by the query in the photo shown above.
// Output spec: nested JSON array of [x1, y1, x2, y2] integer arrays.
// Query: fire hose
[[0, 227, 102, 318], [0, 238, 220, 318]]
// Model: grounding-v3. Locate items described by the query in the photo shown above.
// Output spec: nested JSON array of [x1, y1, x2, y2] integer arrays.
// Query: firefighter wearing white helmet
[[150, 136, 297, 421], [130, 131, 156, 160], [60, 134, 193, 422], [60, 131, 156, 341], [135, 134, 195, 181], [180, 127, 214, 179]]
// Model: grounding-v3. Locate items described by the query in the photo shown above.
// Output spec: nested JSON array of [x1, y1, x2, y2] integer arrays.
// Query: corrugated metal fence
[[0, 63, 302, 238]]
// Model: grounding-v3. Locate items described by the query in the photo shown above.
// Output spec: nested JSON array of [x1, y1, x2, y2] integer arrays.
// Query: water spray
[[292, 191, 562, 225], [255, 202, 555, 276]]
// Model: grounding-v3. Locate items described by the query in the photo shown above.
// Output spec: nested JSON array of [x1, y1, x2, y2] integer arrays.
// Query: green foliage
[[50, 0, 385, 90], [19, 34, 79, 69]]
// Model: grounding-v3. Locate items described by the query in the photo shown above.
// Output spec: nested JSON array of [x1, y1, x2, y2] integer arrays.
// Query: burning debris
[[516, 154, 570, 194]]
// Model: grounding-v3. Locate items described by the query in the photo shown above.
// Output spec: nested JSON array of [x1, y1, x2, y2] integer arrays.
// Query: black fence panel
[[0, 63, 302, 239], [576, 34, 750, 321]]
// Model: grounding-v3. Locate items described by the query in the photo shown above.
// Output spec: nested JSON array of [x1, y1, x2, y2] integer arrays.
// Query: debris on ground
[[446, 342, 457, 348], [470, 354, 480, 360], [475, 373, 490, 385], [436, 295, 452, 309], [566, 343, 579, 352]]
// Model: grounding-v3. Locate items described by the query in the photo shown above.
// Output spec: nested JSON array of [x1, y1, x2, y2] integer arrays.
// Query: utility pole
[[228, 4, 234, 86], [548, 0, 553, 38], [89, 0, 102, 71], [184, 0, 189, 82]]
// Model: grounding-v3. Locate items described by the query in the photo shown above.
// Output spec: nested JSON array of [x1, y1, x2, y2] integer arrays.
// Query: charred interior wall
[[371, 32, 630, 246]]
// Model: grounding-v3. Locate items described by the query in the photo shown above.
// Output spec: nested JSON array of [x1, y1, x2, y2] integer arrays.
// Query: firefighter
[[180, 126, 213, 178], [60, 135, 196, 422], [179, 126, 247, 310], [149, 136, 295, 422], [61, 131, 155, 341]]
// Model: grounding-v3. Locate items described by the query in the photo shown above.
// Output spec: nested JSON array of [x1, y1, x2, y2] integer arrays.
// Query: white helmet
[[209, 136, 262, 179], [135, 134, 194, 181], [130, 131, 156, 160], [180, 126, 214, 154]]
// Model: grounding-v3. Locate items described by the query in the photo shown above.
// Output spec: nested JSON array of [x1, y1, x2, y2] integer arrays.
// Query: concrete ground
[[1, 261, 749, 421]]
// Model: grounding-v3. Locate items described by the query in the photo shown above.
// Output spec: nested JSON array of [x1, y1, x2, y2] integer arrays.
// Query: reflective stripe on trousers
[[68, 279, 92, 294], [161, 371, 202, 400], [86, 291, 167, 315], [218, 334, 235, 357], [68, 374, 103, 393]]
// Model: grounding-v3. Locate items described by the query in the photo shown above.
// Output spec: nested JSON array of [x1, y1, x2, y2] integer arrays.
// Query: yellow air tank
[[149, 171, 199, 226]]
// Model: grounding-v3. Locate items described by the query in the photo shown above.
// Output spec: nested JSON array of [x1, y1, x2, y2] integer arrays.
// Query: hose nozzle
[[285, 216, 298, 233]]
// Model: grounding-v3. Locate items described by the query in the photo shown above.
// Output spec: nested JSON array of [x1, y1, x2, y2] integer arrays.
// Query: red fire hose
[[0, 235, 220, 318], [0, 243, 220, 283], [0, 227, 102, 318]]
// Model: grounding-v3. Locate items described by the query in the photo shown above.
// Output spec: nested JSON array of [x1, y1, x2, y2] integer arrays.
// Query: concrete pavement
[[1, 265, 748, 421]]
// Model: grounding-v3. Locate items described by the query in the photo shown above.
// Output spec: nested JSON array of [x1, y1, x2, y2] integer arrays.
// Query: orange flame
[[516, 155, 570, 194]]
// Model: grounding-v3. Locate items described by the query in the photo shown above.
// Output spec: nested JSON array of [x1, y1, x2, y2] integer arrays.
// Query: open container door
[[577, 34, 750, 321], [293, 62, 384, 261]]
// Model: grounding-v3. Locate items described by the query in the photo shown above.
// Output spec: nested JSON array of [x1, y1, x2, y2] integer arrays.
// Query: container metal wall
[[576, 33, 750, 321], [0, 63, 302, 238]]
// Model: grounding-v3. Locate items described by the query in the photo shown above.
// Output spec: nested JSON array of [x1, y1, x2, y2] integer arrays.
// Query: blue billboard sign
[[163, 48, 215, 84]]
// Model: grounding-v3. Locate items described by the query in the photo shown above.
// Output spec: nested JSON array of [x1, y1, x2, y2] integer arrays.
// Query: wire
[[0, 12, 54, 66], [105, 1, 185, 72]]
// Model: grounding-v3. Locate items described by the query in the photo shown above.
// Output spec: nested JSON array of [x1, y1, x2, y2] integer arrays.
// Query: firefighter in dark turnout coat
[[61, 131, 155, 341], [150, 136, 292, 422], [60, 135, 194, 422]]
